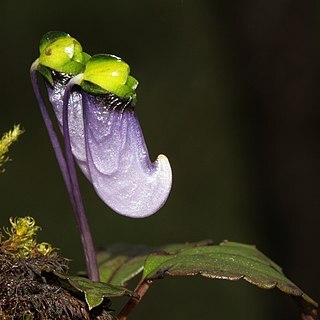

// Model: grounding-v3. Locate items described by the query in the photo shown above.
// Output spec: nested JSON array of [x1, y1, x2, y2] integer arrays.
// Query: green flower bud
[[82, 54, 138, 102], [38, 31, 89, 75]]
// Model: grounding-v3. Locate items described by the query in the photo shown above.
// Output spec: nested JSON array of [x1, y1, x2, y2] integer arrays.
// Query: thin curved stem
[[31, 63, 99, 281], [62, 75, 99, 281], [30, 63, 74, 203]]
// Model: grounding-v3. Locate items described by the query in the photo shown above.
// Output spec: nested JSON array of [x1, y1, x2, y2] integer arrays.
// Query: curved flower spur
[[31, 32, 172, 218]]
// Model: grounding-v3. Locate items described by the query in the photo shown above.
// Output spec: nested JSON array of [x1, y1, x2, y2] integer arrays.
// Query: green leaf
[[55, 273, 137, 310], [141, 241, 318, 320], [98, 240, 212, 286]]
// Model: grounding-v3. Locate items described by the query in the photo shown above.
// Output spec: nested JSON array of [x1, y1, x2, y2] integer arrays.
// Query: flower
[[32, 32, 172, 218]]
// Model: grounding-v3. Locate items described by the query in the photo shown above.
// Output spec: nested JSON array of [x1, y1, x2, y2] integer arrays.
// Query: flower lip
[[81, 89, 172, 218]]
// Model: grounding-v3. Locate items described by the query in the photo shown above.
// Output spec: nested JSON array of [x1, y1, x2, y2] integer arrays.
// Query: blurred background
[[0, 0, 319, 319]]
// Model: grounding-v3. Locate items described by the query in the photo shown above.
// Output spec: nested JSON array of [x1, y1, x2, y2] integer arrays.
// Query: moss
[[0, 218, 112, 319], [0, 217, 57, 258], [0, 124, 24, 172], [0, 253, 85, 319]]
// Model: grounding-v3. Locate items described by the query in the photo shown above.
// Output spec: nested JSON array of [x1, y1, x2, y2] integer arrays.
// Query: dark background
[[1, 0, 319, 319]]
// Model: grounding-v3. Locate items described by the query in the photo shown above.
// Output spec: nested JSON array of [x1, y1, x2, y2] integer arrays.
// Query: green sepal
[[37, 64, 53, 86], [126, 75, 139, 91], [80, 80, 137, 106], [81, 52, 91, 64], [113, 75, 139, 99], [131, 93, 137, 106], [60, 60, 86, 75], [81, 80, 109, 95]]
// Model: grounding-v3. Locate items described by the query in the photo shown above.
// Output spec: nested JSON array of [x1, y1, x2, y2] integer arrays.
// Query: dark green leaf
[[55, 273, 137, 310], [141, 241, 318, 320], [98, 240, 212, 286]]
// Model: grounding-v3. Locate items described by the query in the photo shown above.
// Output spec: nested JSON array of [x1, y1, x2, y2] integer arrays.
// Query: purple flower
[[31, 32, 172, 279], [81, 88, 172, 217], [42, 54, 172, 218]]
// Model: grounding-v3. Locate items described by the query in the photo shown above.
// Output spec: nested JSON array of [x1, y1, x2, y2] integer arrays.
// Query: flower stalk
[[30, 62, 99, 281], [62, 75, 99, 281]]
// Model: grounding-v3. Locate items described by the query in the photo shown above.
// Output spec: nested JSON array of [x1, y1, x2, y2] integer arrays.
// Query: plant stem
[[31, 63, 99, 281], [117, 280, 153, 320], [30, 65, 74, 203], [62, 76, 99, 282]]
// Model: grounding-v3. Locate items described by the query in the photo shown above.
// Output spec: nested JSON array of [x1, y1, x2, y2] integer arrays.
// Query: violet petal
[[82, 91, 172, 218], [46, 75, 90, 179]]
